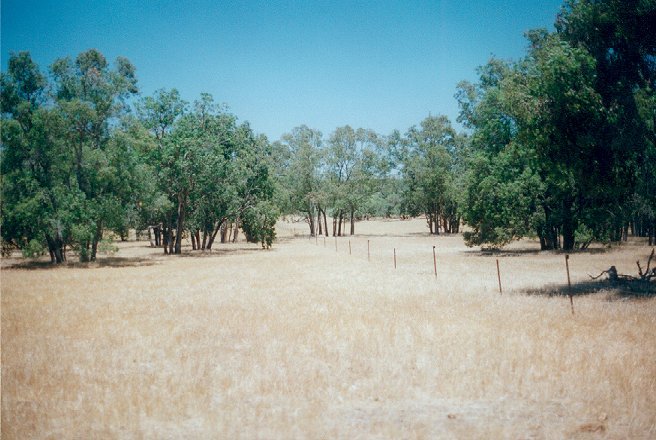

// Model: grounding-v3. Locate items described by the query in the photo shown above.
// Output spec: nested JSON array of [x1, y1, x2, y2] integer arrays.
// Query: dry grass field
[[2, 218, 655, 438]]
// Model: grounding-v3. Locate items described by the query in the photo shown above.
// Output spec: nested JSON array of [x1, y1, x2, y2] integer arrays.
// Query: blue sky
[[2, 0, 563, 140]]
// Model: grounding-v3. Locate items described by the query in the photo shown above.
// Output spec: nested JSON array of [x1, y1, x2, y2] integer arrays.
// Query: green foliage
[[277, 125, 323, 233], [138, 91, 279, 252], [47, 49, 140, 261], [21, 239, 46, 258], [325, 126, 384, 235], [5, 2, 654, 263], [2, 52, 69, 262], [242, 201, 279, 248], [98, 238, 119, 256], [401, 115, 462, 234], [458, 0, 656, 249], [2, 50, 279, 263], [461, 148, 542, 248]]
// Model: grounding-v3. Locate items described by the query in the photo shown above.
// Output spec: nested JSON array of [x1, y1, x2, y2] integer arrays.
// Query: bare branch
[[589, 270, 609, 280]]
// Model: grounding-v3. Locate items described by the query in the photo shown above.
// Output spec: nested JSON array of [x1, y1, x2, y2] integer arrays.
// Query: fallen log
[[589, 248, 655, 283]]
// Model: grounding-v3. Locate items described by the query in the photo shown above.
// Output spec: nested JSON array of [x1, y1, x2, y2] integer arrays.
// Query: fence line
[[307, 233, 582, 315]]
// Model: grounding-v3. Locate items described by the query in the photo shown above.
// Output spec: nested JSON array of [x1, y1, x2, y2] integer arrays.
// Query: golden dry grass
[[2, 218, 655, 438]]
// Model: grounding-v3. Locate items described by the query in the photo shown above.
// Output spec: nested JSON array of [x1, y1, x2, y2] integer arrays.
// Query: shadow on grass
[[3, 256, 158, 271], [174, 246, 266, 258], [523, 279, 656, 299], [3, 246, 271, 269], [466, 247, 610, 257]]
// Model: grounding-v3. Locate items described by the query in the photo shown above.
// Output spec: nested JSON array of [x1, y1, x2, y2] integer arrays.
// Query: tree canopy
[[2, 0, 654, 262], [457, 0, 655, 250], [1, 50, 278, 261]]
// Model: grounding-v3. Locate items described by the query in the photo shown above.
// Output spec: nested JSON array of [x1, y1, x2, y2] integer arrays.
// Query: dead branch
[[590, 249, 656, 283], [589, 266, 619, 282], [637, 248, 655, 281]]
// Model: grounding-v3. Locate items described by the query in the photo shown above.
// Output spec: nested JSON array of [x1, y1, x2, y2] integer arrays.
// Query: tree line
[[271, 117, 465, 238], [274, 0, 655, 250], [457, 0, 655, 249], [1, 0, 654, 263], [1, 50, 277, 262]]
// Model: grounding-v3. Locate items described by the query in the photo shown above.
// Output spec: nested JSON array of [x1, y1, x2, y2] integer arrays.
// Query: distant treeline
[[1, 0, 654, 263]]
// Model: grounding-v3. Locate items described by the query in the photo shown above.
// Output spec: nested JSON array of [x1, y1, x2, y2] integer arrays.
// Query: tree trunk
[[307, 208, 315, 236], [350, 208, 355, 235], [540, 205, 560, 250], [337, 210, 343, 237], [90, 221, 102, 261], [167, 226, 175, 255], [148, 227, 155, 247], [539, 227, 552, 249], [191, 231, 197, 250], [232, 218, 240, 243], [79, 241, 91, 262], [220, 222, 229, 243], [162, 226, 169, 254], [317, 209, 322, 236], [154, 226, 161, 247], [91, 239, 99, 261], [163, 225, 174, 255], [322, 209, 329, 237], [45, 233, 65, 264], [562, 199, 575, 251], [207, 218, 226, 250], [174, 191, 187, 254], [426, 212, 439, 235]]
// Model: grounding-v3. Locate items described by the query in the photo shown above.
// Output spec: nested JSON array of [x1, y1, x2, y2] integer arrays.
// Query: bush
[[22, 239, 46, 258], [98, 238, 119, 256]]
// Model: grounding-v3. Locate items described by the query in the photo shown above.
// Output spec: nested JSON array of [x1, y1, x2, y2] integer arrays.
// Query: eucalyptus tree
[[556, 0, 656, 242], [457, 63, 539, 248], [634, 86, 656, 244], [522, 30, 607, 250], [401, 115, 461, 234], [1, 52, 69, 262], [457, 12, 654, 250], [325, 126, 379, 235], [136, 88, 186, 252], [49, 49, 140, 261], [278, 125, 324, 235], [141, 92, 278, 254], [1, 50, 141, 262], [236, 130, 279, 248], [457, 32, 605, 250]]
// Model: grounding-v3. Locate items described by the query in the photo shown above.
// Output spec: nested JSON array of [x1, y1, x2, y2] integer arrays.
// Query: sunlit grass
[[2, 218, 655, 438]]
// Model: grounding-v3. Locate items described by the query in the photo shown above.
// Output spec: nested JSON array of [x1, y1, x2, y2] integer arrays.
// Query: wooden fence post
[[496, 259, 502, 294], [566, 254, 574, 315], [433, 245, 437, 278]]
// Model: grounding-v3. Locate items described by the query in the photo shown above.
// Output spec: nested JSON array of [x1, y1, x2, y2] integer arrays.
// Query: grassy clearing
[[2, 218, 655, 438]]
